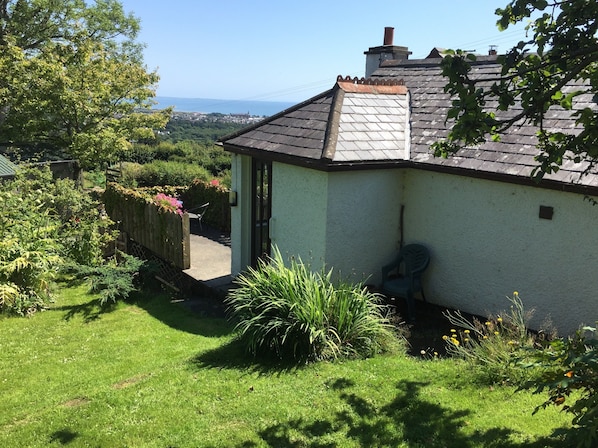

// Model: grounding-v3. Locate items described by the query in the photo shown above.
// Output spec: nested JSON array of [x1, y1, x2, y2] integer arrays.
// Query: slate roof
[[223, 77, 410, 164], [222, 55, 598, 193], [372, 56, 598, 188], [0, 154, 16, 178]]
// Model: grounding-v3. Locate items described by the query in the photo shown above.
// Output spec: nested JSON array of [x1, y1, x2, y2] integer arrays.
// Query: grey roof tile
[[223, 59, 598, 189]]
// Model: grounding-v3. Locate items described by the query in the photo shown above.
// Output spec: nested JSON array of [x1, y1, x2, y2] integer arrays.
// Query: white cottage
[[221, 35, 598, 335]]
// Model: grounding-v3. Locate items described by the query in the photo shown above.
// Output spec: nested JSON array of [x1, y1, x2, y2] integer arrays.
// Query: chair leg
[[406, 292, 416, 322]]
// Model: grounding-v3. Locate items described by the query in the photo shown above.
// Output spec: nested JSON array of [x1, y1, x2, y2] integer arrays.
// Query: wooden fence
[[103, 184, 190, 270]]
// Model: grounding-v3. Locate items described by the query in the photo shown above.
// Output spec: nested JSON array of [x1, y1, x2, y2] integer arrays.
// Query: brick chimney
[[364, 27, 411, 77]]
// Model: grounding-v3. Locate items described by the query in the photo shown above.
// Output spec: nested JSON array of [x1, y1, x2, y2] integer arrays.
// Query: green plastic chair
[[380, 244, 430, 321]]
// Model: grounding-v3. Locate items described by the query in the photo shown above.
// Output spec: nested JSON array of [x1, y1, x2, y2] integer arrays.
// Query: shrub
[[442, 292, 544, 385], [0, 168, 64, 314], [0, 224, 61, 315], [0, 165, 134, 316], [225, 247, 403, 362], [120, 160, 211, 187], [521, 325, 598, 448], [51, 174, 116, 266], [62, 251, 146, 305]]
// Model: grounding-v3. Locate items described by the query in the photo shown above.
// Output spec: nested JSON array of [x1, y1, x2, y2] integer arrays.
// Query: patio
[[183, 225, 233, 294]]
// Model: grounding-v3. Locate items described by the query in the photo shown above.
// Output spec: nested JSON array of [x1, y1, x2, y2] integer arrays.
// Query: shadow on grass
[[55, 297, 119, 323], [55, 282, 233, 338], [237, 379, 565, 448], [189, 338, 304, 375], [134, 290, 234, 338], [48, 429, 78, 445]]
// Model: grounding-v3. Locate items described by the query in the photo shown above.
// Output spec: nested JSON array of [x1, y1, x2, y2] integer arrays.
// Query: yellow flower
[[483, 336, 488, 340], [494, 331, 500, 335], [450, 329, 457, 333], [451, 338, 460, 346], [464, 330, 470, 334], [464, 338, 470, 343], [442, 335, 449, 341], [497, 317, 503, 323], [485, 322, 492, 326], [513, 291, 519, 296]]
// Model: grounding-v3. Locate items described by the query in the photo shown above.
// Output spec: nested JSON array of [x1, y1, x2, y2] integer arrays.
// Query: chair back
[[400, 244, 430, 277]]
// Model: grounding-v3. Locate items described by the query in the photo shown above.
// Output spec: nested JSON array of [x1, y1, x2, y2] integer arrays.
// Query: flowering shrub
[[154, 193, 183, 215], [521, 325, 598, 448], [442, 292, 544, 384]]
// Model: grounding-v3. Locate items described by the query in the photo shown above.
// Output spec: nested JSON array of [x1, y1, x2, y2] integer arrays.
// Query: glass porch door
[[251, 159, 272, 267]]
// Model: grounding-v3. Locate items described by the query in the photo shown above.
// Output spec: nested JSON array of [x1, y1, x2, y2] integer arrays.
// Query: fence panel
[[104, 184, 190, 270]]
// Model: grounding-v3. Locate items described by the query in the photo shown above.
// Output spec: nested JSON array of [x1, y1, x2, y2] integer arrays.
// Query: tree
[[0, 0, 171, 169], [432, 0, 598, 180]]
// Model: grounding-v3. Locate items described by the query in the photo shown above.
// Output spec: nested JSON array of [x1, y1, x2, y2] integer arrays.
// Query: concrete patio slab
[[183, 226, 234, 295]]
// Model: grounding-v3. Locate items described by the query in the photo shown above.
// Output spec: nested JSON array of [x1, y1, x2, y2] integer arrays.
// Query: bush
[[62, 251, 146, 305], [0, 165, 137, 316], [0, 221, 61, 315], [119, 140, 231, 182], [442, 292, 545, 385], [225, 247, 403, 362], [521, 325, 598, 448], [0, 167, 64, 314], [120, 160, 211, 187], [51, 174, 116, 266]]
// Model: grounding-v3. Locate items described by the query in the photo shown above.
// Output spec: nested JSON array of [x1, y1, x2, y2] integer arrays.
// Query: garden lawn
[[0, 285, 570, 447]]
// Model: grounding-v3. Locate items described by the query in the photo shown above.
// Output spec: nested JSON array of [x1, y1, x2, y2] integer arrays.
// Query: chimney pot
[[383, 27, 394, 46]]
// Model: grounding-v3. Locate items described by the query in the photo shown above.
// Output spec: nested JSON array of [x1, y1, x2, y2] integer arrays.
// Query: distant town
[[169, 110, 268, 125]]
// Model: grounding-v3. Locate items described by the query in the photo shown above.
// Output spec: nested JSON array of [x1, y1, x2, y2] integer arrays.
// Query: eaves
[[223, 142, 598, 197]]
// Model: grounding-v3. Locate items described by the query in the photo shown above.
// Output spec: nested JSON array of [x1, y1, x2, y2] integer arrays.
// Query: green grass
[[0, 286, 571, 447]]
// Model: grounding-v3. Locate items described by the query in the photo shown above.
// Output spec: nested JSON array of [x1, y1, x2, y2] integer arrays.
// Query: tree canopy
[[432, 0, 598, 180], [0, 0, 170, 169]]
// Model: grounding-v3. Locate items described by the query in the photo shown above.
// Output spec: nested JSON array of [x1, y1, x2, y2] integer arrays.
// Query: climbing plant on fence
[[105, 179, 230, 232], [103, 183, 190, 269], [179, 178, 230, 232]]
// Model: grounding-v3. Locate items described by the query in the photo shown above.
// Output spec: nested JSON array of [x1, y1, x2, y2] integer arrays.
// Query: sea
[[152, 96, 296, 117]]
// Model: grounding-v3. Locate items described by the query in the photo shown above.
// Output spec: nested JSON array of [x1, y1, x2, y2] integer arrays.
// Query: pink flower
[[154, 193, 183, 215], [210, 179, 220, 187]]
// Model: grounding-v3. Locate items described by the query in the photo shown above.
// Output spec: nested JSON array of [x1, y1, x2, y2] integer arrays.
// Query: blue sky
[[119, 0, 531, 102]]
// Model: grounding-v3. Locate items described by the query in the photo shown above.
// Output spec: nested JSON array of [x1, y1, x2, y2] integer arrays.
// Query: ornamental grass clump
[[442, 292, 543, 385], [225, 247, 403, 362]]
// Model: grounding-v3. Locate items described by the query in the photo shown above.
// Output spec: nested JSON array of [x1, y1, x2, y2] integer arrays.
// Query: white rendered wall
[[324, 170, 404, 285], [229, 154, 251, 276], [402, 169, 598, 335], [231, 154, 597, 334], [270, 162, 329, 271]]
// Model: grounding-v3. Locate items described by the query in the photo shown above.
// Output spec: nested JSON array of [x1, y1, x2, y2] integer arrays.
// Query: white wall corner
[[404, 91, 411, 160]]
